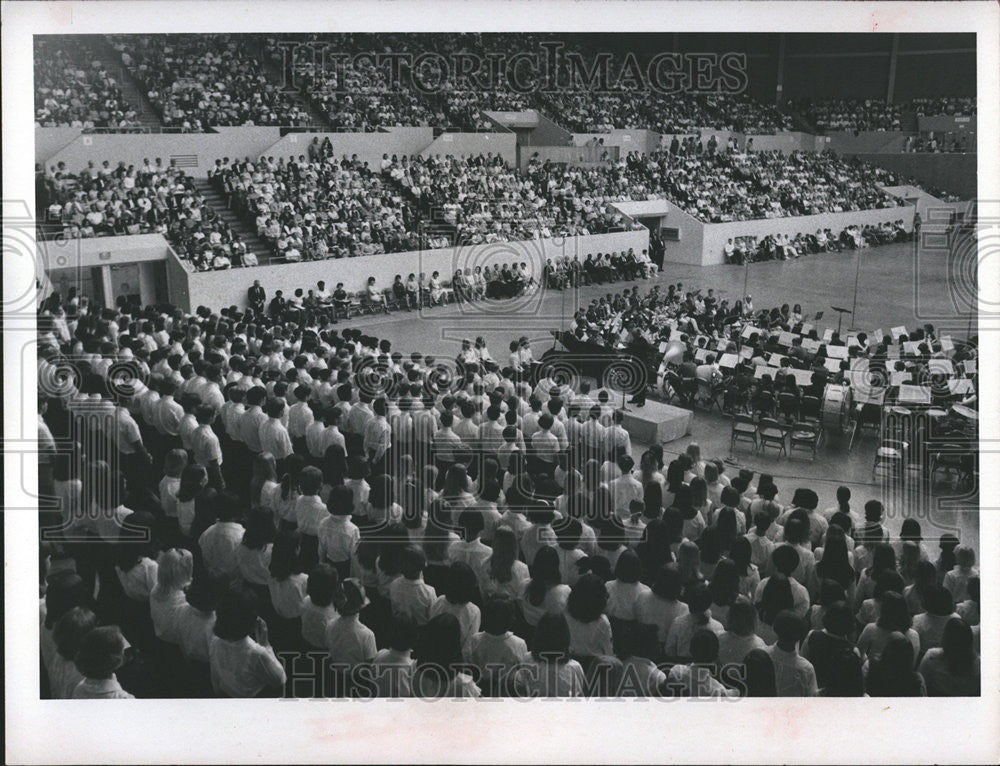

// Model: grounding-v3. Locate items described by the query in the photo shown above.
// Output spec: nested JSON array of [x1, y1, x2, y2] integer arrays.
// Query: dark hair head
[[925, 584, 955, 616], [531, 613, 571, 663], [877, 591, 912, 632], [415, 613, 465, 680], [74, 625, 127, 679], [482, 596, 517, 636], [652, 563, 683, 600], [743, 649, 777, 697], [772, 609, 805, 644], [387, 615, 420, 653], [770, 544, 800, 576], [54, 606, 99, 661], [567, 573, 608, 623], [689, 628, 720, 664], [685, 581, 713, 614], [214, 586, 259, 641], [445, 561, 479, 605], [307, 564, 341, 608], [758, 574, 794, 626], [613, 549, 641, 584]]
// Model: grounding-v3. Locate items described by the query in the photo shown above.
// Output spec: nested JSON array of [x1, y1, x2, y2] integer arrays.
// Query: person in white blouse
[[209, 587, 287, 698], [565, 574, 613, 660], [514, 614, 587, 698], [149, 548, 194, 645], [477, 528, 530, 601], [198, 492, 246, 585], [428, 562, 482, 649], [465, 596, 530, 695]]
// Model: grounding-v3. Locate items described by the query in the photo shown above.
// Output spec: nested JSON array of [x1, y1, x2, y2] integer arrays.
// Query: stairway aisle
[[193, 178, 275, 265], [90, 35, 165, 130]]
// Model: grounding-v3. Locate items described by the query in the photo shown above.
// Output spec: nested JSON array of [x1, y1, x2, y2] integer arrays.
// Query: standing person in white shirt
[[363, 397, 392, 472], [191, 405, 225, 491], [389, 546, 438, 627], [372, 616, 418, 697], [259, 398, 294, 464], [209, 586, 286, 698], [465, 596, 530, 695], [198, 492, 246, 585], [240, 387, 268, 454], [287, 385, 314, 455], [318, 485, 361, 580], [764, 610, 819, 696]]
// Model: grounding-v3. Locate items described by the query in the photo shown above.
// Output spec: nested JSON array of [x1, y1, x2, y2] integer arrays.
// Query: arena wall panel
[[571, 130, 662, 155], [823, 131, 910, 154], [261, 127, 435, 167], [171, 229, 650, 312], [41, 127, 284, 175], [420, 132, 517, 164], [849, 153, 977, 199], [35, 127, 84, 165], [699, 204, 916, 266], [916, 115, 977, 135]]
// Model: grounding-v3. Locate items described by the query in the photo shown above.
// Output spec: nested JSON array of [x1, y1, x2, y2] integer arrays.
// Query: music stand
[[831, 306, 852, 336]]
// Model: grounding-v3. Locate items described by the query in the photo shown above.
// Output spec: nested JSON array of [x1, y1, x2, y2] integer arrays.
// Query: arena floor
[[322, 239, 979, 552]]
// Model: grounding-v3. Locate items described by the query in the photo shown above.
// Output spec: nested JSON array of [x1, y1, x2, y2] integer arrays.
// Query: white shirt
[[765, 645, 818, 696], [429, 597, 482, 648], [199, 522, 246, 580], [209, 636, 287, 697], [259, 418, 293, 460], [566, 613, 613, 658], [605, 580, 652, 621], [72, 675, 135, 699], [268, 574, 308, 619], [324, 614, 377, 666], [175, 604, 216, 663], [389, 577, 437, 626], [300, 598, 339, 649]]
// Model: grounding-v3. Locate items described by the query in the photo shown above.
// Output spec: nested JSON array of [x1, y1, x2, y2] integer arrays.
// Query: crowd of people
[[787, 98, 903, 133], [210, 150, 427, 262], [910, 97, 976, 117], [109, 34, 313, 131], [608, 149, 905, 223], [35, 262, 979, 698], [36, 158, 253, 271], [903, 133, 974, 154], [34, 37, 143, 129], [724, 220, 911, 264]]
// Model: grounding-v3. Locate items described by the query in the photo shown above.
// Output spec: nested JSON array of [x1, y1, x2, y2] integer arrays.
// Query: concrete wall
[[653, 199, 707, 267], [42, 127, 283, 175], [917, 115, 977, 135], [519, 111, 574, 148], [263, 128, 434, 168], [36, 127, 84, 166], [850, 153, 976, 199], [882, 186, 970, 221], [699, 205, 916, 266], [824, 131, 910, 155], [171, 229, 650, 313], [420, 132, 517, 164], [572, 130, 662, 155], [518, 144, 618, 171]]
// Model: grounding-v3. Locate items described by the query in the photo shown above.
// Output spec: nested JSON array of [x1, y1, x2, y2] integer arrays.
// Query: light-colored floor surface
[[325, 237, 979, 552]]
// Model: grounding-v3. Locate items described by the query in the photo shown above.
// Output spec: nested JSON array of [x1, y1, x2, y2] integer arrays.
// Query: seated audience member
[[764, 611, 818, 697], [514, 614, 587, 698], [918, 617, 981, 696]]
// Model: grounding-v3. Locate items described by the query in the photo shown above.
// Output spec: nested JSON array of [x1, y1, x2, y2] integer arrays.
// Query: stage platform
[[620, 400, 693, 445]]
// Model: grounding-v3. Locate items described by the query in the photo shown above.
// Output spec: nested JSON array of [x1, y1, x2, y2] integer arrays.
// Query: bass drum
[[822, 383, 853, 433]]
